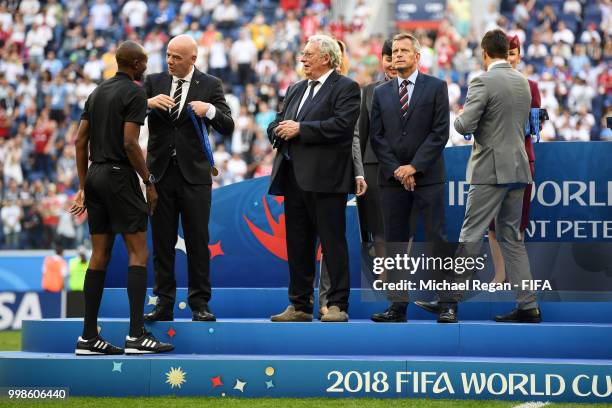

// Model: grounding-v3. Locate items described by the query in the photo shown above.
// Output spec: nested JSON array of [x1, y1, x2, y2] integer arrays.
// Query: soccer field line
[[512, 402, 551, 408]]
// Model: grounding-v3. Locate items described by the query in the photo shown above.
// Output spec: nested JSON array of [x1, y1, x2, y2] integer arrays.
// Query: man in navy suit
[[369, 33, 450, 323], [267, 34, 361, 323]]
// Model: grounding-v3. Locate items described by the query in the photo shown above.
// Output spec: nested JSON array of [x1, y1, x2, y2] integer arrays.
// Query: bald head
[[169, 35, 198, 56], [167, 35, 198, 78], [116, 40, 146, 69]]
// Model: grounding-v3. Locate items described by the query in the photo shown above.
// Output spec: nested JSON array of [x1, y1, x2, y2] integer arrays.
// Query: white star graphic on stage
[[233, 379, 247, 392]]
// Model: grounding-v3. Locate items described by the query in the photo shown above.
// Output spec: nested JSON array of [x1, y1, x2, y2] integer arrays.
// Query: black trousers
[[380, 182, 447, 242], [357, 163, 385, 243], [151, 158, 212, 312], [283, 163, 350, 313], [380, 182, 447, 309]]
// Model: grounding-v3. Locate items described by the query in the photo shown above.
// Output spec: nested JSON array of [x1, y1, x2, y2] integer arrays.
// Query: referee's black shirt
[[81, 71, 147, 165]]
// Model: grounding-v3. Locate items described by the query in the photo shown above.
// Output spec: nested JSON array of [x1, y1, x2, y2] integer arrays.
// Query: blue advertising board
[[1, 142, 610, 290]]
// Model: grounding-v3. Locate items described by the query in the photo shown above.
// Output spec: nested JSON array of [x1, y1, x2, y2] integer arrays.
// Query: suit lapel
[[152, 73, 173, 123], [391, 79, 402, 120], [288, 81, 308, 120], [297, 70, 339, 121], [402, 74, 425, 125], [380, 81, 404, 134]]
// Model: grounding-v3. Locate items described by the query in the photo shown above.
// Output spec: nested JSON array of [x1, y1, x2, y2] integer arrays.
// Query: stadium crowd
[[0, 0, 610, 249]]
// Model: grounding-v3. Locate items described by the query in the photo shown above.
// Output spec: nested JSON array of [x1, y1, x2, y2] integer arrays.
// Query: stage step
[[1, 351, 610, 402], [99, 288, 612, 323], [21, 318, 612, 360]]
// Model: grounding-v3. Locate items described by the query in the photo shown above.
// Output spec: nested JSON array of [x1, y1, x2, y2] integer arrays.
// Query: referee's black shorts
[[84, 163, 148, 235]]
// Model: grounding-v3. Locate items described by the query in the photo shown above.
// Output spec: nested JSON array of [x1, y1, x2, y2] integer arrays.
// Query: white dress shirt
[[397, 69, 419, 105], [169, 66, 216, 119], [296, 68, 335, 115]]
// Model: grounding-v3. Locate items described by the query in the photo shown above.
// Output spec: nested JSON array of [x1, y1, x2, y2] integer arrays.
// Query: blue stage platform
[[19, 318, 612, 359], [100, 288, 612, 323], [3, 290, 612, 402], [1, 351, 611, 401]]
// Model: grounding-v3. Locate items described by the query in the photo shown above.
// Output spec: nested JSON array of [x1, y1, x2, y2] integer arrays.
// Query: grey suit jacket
[[359, 81, 380, 164], [454, 62, 532, 185], [350, 80, 383, 178], [352, 128, 364, 178]]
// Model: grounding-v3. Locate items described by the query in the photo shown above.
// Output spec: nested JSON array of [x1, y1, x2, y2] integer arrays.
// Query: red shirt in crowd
[[0, 109, 10, 139], [280, 0, 300, 12], [32, 122, 53, 154], [301, 15, 319, 41]]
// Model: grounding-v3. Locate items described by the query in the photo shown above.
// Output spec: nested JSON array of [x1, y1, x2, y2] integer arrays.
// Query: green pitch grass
[[1, 332, 610, 407], [0, 330, 20, 351]]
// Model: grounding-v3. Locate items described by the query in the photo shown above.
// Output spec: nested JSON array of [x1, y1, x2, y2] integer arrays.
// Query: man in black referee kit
[[70, 41, 173, 355]]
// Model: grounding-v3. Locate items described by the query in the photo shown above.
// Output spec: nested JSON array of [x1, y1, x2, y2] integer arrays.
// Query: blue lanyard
[[530, 108, 541, 143], [186, 105, 216, 169]]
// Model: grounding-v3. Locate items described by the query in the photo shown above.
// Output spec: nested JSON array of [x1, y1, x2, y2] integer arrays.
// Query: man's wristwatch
[[143, 174, 156, 186]]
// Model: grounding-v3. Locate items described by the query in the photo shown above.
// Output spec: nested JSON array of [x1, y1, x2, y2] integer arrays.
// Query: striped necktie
[[169, 79, 186, 121], [399, 79, 410, 118]]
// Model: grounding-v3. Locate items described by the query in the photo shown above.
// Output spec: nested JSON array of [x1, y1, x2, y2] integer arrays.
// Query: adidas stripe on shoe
[[125, 331, 174, 354], [75, 335, 124, 355]]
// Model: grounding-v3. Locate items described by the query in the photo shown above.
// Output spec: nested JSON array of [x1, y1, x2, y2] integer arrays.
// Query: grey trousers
[[318, 255, 332, 310], [442, 184, 537, 309]]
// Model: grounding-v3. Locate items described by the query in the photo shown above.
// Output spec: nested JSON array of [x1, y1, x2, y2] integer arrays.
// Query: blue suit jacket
[[267, 70, 361, 195], [370, 72, 449, 186]]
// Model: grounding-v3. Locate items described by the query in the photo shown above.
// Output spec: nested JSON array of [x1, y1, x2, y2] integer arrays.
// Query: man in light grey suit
[[436, 29, 541, 324]]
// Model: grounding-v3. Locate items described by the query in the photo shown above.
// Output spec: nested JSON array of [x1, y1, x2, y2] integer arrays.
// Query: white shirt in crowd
[[231, 38, 257, 65], [57, 211, 76, 239], [90, 1, 112, 30], [209, 40, 228, 69], [227, 155, 247, 182], [212, 3, 239, 23], [1, 204, 22, 234], [83, 58, 104, 82], [553, 28, 575, 45], [19, 0, 40, 26], [122, 0, 148, 28]]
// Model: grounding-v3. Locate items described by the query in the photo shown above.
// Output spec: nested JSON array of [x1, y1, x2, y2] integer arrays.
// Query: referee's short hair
[[116, 41, 145, 69]]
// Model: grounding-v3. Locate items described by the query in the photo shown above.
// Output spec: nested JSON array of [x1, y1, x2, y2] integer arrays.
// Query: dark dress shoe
[[414, 300, 440, 314], [437, 307, 458, 323], [494, 308, 541, 323], [192, 308, 216, 322], [144, 307, 174, 322], [371, 307, 407, 323]]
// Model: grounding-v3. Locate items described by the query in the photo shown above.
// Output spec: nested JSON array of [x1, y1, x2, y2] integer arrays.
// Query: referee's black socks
[[127, 265, 148, 338], [82, 268, 107, 339]]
